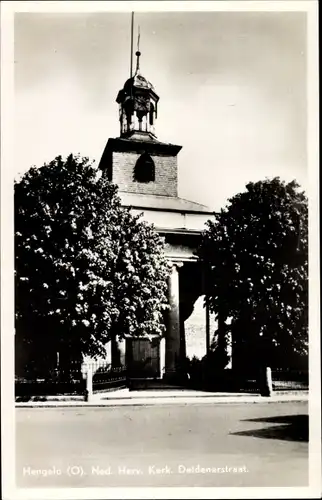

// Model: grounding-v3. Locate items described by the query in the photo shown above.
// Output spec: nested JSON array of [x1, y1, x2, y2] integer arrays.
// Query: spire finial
[[135, 26, 141, 74]]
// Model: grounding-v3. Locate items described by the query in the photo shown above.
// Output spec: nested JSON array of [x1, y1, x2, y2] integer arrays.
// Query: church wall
[[112, 151, 178, 197], [129, 209, 211, 232]]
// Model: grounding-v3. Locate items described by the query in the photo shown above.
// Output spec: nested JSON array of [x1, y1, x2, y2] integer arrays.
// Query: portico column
[[111, 337, 126, 368], [164, 261, 183, 380]]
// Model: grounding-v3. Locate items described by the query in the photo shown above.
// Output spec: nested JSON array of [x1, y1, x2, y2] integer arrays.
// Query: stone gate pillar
[[164, 261, 183, 381]]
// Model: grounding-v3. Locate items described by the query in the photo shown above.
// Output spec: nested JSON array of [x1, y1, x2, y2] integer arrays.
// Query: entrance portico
[[125, 252, 212, 383], [164, 260, 182, 380], [95, 219, 215, 383]]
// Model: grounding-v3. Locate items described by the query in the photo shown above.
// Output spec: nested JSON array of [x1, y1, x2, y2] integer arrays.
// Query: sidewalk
[[15, 388, 309, 408]]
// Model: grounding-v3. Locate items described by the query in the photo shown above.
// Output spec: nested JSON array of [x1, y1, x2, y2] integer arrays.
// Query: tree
[[15, 154, 170, 373], [198, 178, 308, 385]]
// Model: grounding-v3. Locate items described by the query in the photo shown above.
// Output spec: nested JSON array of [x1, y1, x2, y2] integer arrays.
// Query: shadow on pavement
[[231, 414, 308, 442]]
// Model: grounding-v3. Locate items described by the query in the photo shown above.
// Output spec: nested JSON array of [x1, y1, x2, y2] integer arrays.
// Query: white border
[[1, 1, 320, 499], [1, 0, 318, 13]]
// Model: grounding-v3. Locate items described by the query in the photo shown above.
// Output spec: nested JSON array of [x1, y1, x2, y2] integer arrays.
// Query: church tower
[[99, 34, 182, 198]]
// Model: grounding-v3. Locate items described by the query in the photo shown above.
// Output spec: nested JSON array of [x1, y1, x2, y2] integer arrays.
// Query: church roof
[[104, 134, 182, 156], [119, 192, 214, 214]]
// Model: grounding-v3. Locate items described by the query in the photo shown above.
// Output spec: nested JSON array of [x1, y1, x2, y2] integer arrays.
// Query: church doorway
[[126, 337, 160, 378]]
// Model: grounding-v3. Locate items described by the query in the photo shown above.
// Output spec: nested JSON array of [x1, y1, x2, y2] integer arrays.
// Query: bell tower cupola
[[116, 32, 159, 139], [99, 20, 182, 198]]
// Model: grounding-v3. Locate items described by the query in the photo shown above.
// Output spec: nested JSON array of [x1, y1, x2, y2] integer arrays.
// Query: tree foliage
[[15, 154, 170, 360], [198, 178, 308, 368]]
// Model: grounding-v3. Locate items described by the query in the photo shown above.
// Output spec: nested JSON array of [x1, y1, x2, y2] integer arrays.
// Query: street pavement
[[16, 401, 308, 488]]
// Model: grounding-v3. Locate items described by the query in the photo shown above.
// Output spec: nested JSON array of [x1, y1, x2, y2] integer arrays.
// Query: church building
[[98, 45, 216, 382]]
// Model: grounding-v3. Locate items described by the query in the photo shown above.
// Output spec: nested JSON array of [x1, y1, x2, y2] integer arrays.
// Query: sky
[[14, 10, 307, 210]]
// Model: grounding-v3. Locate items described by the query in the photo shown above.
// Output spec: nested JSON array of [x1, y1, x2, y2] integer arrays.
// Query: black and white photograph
[[1, 1, 320, 499]]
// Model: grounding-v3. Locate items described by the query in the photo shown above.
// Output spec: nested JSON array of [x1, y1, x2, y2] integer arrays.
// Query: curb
[[16, 394, 309, 408]]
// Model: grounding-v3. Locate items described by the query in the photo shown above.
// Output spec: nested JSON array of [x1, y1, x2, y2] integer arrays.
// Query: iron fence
[[15, 359, 86, 400], [271, 368, 309, 391], [15, 359, 128, 400], [91, 360, 127, 393], [187, 364, 309, 393], [232, 369, 308, 393]]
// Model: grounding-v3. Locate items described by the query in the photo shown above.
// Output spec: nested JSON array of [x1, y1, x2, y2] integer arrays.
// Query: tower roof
[[117, 53, 159, 104], [124, 73, 155, 92], [117, 72, 158, 104], [117, 30, 159, 104]]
